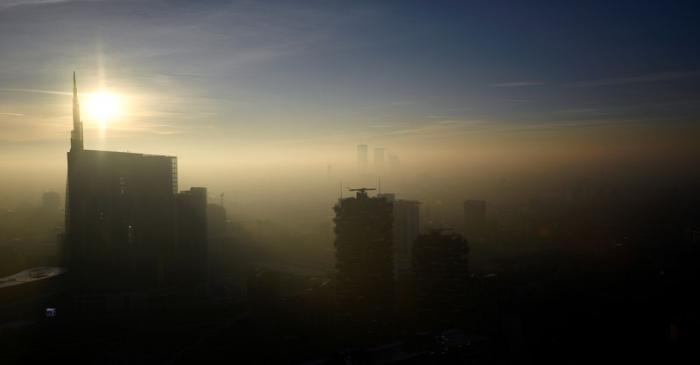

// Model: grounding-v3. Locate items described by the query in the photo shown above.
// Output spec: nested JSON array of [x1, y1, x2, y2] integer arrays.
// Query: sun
[[85, 91, 121, 127]]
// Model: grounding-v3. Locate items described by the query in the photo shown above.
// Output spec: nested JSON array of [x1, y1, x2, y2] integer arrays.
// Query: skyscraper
[[69, 72, 83, 152], [379, 193, 420, 280], [333, 188, 393, 323], [413, 229, 470, 325], [207, 203, 227, 242], [392, 199, 420, 280], [374, 147, 385, 171], [176, 187, 208, 291], [64, 73, 207, 301], [357, 144, 368, 174]]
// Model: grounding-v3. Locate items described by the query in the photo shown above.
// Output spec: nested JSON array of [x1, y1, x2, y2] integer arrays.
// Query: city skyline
[[1, 2, 700, 363]]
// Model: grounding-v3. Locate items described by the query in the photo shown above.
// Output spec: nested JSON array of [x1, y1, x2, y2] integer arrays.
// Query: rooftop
[[0, 267, 66, 289]]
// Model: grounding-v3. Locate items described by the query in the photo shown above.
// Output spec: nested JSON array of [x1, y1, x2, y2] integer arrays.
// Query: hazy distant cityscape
[[2, 1, 700, 364], [0, 73, 697, 364]]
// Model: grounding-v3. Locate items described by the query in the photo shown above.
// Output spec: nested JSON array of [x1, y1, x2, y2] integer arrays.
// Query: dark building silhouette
[[393, 199, 420, 280], [379, 193, 420, 280], [66, 149, 178, 292], [464, 199, 486, 243], [413, 229, 469, 326], [333, 188, 393, 324], [206, 203, 227, 241], [176, 187, 208, 290], [357, 144, 368, 174], [64, 73, 207, 302]]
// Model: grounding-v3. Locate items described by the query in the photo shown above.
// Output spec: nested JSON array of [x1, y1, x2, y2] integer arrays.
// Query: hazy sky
[[1, 0, 699, 199]]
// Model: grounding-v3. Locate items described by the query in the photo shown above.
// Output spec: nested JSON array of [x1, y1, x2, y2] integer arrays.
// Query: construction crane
[[348, 187, 376, 193], [348, 187, 376, 198]]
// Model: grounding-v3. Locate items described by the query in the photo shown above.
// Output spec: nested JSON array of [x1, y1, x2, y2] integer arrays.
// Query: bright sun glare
[[85, 91, 121, 127]]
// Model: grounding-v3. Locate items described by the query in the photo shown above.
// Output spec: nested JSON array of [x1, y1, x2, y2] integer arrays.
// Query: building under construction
[[333, 188, 394, 324]]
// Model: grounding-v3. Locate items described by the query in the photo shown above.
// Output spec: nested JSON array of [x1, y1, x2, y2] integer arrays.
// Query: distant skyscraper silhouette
[[334, 188, 393, 323], [374, 147, 385, 171], [357, 144, 368, 175]]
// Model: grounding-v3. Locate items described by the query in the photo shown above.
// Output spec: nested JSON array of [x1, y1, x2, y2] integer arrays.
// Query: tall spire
[[70, 71, 84, 151]]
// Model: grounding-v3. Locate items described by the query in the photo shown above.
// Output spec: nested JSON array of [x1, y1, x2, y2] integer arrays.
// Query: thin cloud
[[0, 112, 24, 116], [369, 123, 396, 129], [385, 119, 486, 137], [488, 120, 622, 133], [0, 0, 78, 9], [572, 71, 700, 87], [493, 81, 545, 87], [0, 88, 71, 96]]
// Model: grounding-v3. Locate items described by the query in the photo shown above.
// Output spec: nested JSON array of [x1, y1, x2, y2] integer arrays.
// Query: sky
[[1, 0, 699, 202]]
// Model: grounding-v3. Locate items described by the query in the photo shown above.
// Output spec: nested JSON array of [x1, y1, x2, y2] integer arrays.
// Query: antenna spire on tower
[[70, 71, 84, 151]]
